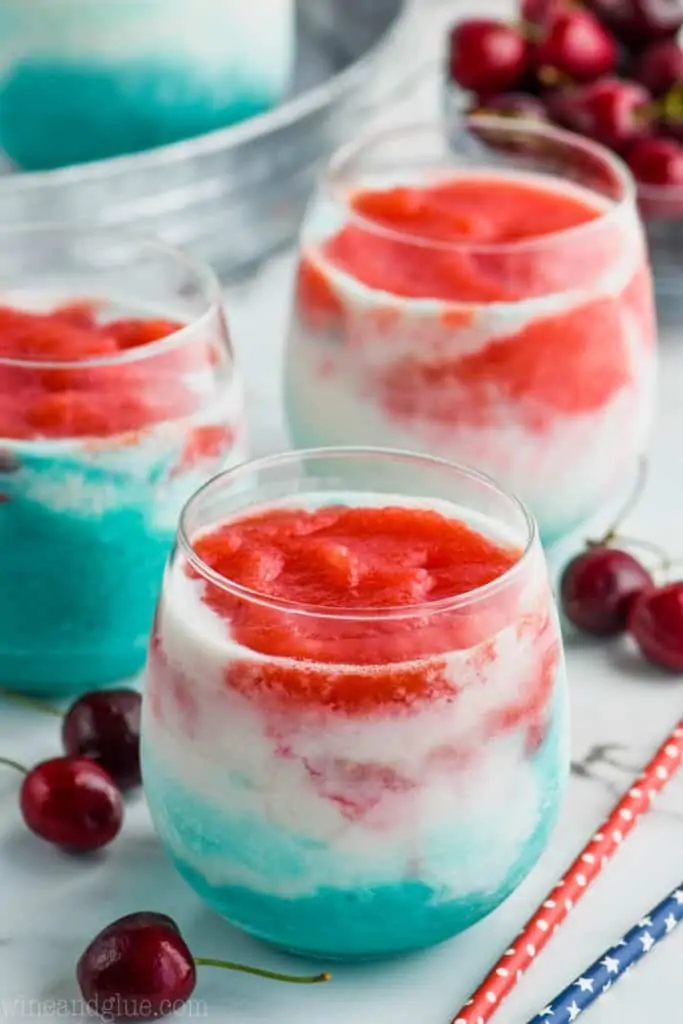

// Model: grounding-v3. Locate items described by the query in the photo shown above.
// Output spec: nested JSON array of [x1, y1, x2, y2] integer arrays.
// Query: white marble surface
[[3, 2, 683, 1020]]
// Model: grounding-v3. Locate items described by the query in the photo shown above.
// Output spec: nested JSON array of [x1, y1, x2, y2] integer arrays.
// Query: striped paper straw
[[527, 881, 683, 1022], [451, 720, 683, 1024]]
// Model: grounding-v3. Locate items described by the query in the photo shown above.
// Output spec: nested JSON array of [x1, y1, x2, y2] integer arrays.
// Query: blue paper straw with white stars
[[527, 883, 683, 1022]]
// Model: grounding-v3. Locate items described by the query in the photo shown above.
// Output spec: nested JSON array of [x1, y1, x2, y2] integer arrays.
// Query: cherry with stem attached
[[534, 9, 618, 83], [561, 547, 653, 636], [0, 754, 123, 851], [0, 687, 142, 791], [62, 690, 142, 791], [550, 78, 653, 153], [560, 460, 658, 636], [77, 913, 330, 1022], [557, 456, 683, 670]]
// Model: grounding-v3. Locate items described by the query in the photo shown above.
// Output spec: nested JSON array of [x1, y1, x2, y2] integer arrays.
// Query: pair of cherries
[[561, 543, 683, 670], [1, 688, 330, 1019], [1, 688, 141, 851]]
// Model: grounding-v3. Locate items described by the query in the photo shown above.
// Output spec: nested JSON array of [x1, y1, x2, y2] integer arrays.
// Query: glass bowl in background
[[0, 0, 295, 170], [0, 223, 245, 696], [142, 447, 568, 961], [285, 117, 657, 549]]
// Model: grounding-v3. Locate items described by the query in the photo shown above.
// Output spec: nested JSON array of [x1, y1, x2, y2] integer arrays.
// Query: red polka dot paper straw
[[450, 720, 683, 1024]]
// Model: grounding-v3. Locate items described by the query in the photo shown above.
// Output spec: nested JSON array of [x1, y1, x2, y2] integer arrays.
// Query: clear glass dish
[[0, 0, 295, 171], [0, 0, 411, 277]]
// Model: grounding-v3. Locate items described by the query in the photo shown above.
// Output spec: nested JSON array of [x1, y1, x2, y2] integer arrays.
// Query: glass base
[[169, 846, 555, 963], [143, 713, 566, 963]]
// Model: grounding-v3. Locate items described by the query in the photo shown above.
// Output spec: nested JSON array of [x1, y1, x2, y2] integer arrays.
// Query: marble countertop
[[2, 252, 683, 1024], [3, 2, 683, 1018]]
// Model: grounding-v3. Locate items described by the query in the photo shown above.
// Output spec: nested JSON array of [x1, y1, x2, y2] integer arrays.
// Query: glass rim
[[324, 116, 637, 255], [178, 445, 539, 621], [0, 221, 225, 370]]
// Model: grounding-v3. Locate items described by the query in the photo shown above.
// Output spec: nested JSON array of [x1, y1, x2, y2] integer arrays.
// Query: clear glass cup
[[285, 117, 657, 548], [142, 447, 568, 961], [0, 223, 245, 696]]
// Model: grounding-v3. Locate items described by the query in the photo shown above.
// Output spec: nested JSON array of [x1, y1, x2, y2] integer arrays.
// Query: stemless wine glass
[[142, 447, 568, 961], [285, 117, 657, 548], [0, 223, 245, 696]]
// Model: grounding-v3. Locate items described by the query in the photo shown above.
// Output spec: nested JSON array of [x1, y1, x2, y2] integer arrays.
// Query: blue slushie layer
[[0, 0, 294, 169]]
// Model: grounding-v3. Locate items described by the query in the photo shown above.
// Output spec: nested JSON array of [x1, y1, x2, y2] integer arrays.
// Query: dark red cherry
[[629, 582, 683, 671], [448, 20, 529, 94], [550, 78, 652, 151], [77, 913, 331, 1020], [470, 91, 547, 118], [62, 689, 141, 791], [77, 913, 196, 1021], [535, 10, 618, 82], [589, 0, 683, 44], [560, 547, 653, 635], [20, 757, 123, 851], [635, 39, 683, 94], [627, 136, 683, 184]]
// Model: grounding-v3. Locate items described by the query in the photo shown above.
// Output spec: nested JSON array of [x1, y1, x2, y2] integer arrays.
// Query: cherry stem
[[655, 557, 683, 582], [0, 690, 63, 718], [607, 534, 671, 570], [193, 957, 331, 985], [600, 456, 648, 545], [0, 756, 28, 776]]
